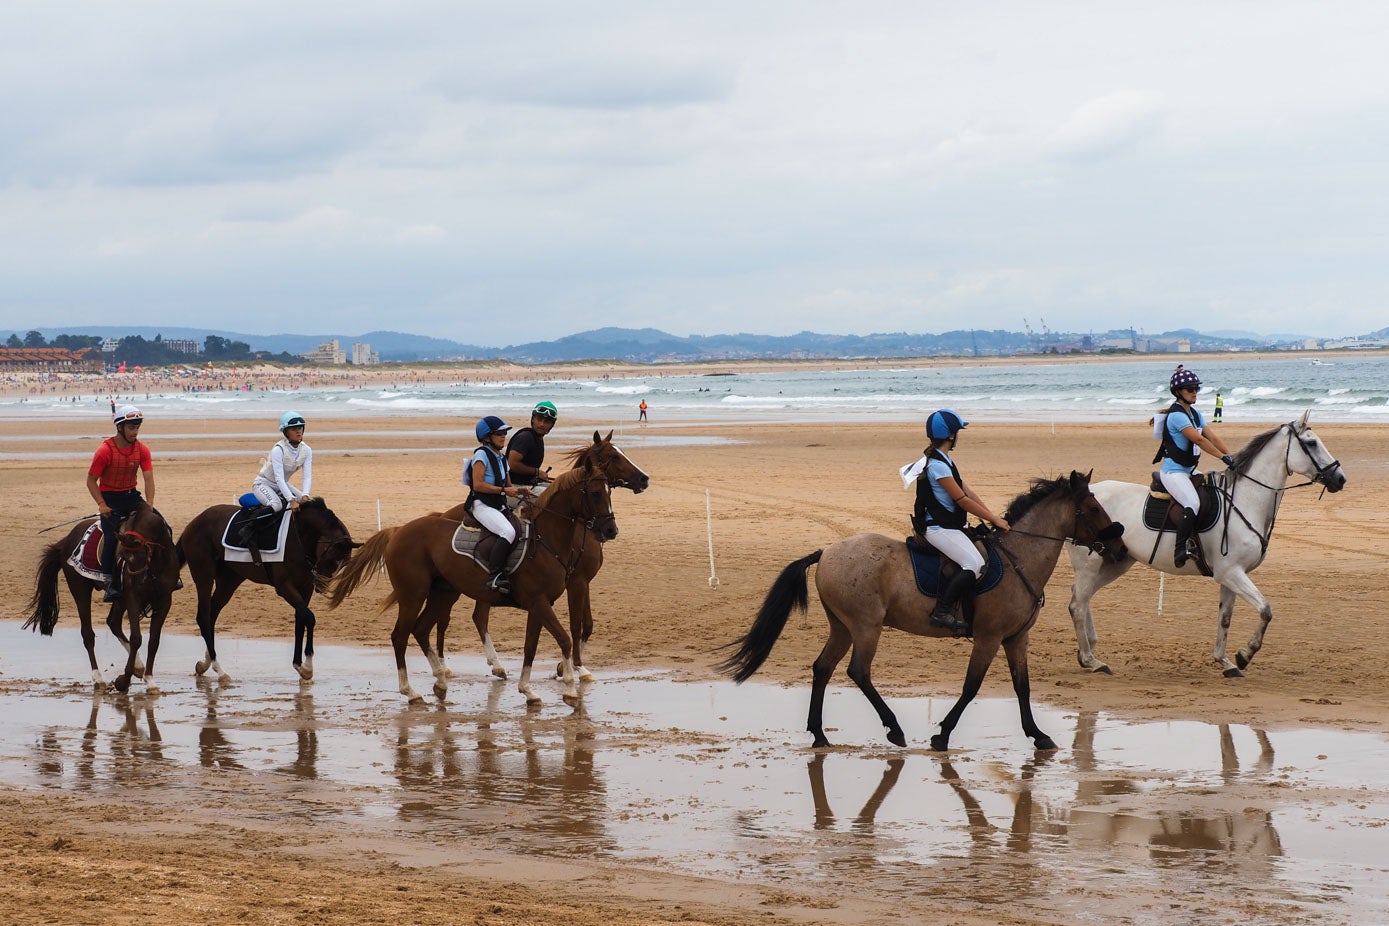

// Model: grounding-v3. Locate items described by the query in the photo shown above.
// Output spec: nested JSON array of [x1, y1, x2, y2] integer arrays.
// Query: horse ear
[[603, 430, 613, 443], [1297, 409, 1311, 430], [593, 429, 602, 444], [350, 540, 363, 549]]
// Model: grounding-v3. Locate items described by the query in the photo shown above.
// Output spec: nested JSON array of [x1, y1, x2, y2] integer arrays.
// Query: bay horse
[[1068, 410, 1347, 677], [24, 504, 182, 693], [436, 430, 649, 682], [328, 462, 618, 706], [176, 497, 359, 684], [718, 471, 1127, 751]]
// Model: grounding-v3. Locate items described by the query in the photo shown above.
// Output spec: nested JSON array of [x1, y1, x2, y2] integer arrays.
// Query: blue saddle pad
[[906, 537, 1004, 598]]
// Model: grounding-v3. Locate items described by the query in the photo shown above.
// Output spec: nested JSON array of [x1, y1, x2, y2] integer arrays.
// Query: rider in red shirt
[[86, 405, 156, 601]]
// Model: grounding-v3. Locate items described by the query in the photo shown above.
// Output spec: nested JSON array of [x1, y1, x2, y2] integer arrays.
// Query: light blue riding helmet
[[279, 411, 306, 433]]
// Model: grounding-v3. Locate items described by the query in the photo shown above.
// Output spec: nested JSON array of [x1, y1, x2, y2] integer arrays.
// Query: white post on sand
[[706, 489, 720, 589], [1157, 572, 1165, 615], [376, 498, 382, 532]]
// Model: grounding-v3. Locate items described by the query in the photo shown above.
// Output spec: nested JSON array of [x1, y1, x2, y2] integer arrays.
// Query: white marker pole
[[706, 489, 720, 589]]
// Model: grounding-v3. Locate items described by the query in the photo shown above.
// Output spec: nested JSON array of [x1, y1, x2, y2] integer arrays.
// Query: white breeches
[[470, 500, 516, 542], [1159, 470, 1202, 513], [251, 480, 288, 512], [925, 528, 985, 577]]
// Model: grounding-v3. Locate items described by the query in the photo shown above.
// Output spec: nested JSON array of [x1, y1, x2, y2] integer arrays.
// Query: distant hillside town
[[3, 324, 1388, 370]]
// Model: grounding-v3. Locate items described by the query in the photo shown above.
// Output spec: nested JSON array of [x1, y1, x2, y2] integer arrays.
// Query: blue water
[[6, 355, 1388, 425]]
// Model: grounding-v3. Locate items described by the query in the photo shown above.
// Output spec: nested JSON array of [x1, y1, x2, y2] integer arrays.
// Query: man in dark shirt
[[506, 401, 558, 486]]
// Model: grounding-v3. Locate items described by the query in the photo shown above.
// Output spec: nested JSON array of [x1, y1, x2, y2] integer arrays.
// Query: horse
[[176, 497, 359, 684], [327, 461, 618, 706], [717, 471, 1128, 751], [436, 430, 649, 682], [24, 503, 182, 693], [1067, 410, 1347, 677]]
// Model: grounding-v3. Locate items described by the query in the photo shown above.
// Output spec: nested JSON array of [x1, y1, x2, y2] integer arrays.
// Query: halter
[[1227, 422, 1342, 494]]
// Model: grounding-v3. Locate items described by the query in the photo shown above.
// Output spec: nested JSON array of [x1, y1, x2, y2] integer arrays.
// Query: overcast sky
[[2, 2, 1386, 346]]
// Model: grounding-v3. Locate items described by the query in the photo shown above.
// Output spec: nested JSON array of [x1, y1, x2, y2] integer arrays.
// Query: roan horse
[[1068, 410, 1347, 677], [328, 462, 618, 706], [436, 430, 649, 681], [25, 504, 182, 693], [718, 472, 1128, 751], [177, 497, 359, 683]]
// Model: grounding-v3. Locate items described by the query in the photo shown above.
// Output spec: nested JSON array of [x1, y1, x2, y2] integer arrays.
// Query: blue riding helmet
[[926, 408, 968, 441], [279, 411, 306, 433], [475, 415, 510, 441]]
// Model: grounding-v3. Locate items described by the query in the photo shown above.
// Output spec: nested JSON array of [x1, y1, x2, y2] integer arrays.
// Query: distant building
[[101, 337, 120, 354], [0, 347, 103, 372], [301, 339, 346, 364], [1176, 339, 1191, 353], [164, 339, 200, 355], [351, 341, 379, 365]]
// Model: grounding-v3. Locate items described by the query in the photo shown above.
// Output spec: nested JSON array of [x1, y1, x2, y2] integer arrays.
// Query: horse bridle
[[1214, 421, 1341, 560], [526, 472, 617, 579], [1004, 494, 1124, 557]]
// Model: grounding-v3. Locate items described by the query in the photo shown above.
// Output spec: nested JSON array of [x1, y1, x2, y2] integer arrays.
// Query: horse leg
[[391, 591, 429, 704], [142, 604, 169, 695], [113, 608, 143, 694], [431, 588, 460, 678], [1217, 570, 1273, 676], [470, 601, 506, 679], [561, 580, 595, 682], [808, 615, 853, 748], [931, 636, 1002, 751], [519, 602, 576, 706], [73, 579, 105, 691], [292, 604, 316, 680], [412, 589, 453, 699], [196, 574, 242, 684], [1002, 630, 1055, 750], [1067, 547, 1134, 674], [842, 627, 905, 748], [104, 598, 144, 678]]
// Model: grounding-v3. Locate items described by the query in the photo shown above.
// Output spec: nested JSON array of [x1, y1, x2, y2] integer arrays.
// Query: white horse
[[1068, 410, 1347, 677]]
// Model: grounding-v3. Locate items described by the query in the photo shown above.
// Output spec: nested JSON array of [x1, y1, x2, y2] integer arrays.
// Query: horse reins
[[526, 475, 615, 580], [991, 494, 1123, 613]]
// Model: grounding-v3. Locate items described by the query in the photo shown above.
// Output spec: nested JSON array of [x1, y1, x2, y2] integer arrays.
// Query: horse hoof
[[524, 694, 542, 707], [194, 660, 210, 676], [1094, 664, 1114, 675], [444, 667, 458, 679], [1223, 667, 1245, 679], [433, 684, 448, 700], [217, 674, 233, 686], [1033, 736, 1058, 751], [562, 691, 580, 706], [296, 666, 313, 681], [811, 735, 831, 748], [491, 666, 507, 680], [408, 693, 425, 705], [929, 734, 949, 752], [886, 729, 907, 748], [577, 667, 594, 683], [146, 684, 162, 696], [1235, 652, 1251, 670], [112, 678, 130, 694]]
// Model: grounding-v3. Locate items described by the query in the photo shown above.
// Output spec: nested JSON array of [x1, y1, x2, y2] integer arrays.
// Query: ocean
[[5, 355, 1388, 427]]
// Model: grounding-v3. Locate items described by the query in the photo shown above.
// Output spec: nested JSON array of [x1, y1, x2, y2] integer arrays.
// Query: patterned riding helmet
[[1170, 367, 1202, 395], [475, 415, 510, 441], [533, 400, 558, 421], [926, 408, 969, 440], [279, 411, 306, 433], [113, 405, 143, 426]]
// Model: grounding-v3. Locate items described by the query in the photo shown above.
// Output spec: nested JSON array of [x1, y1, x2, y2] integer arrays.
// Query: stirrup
[[929, 607, 968, 635], [487, 573, 511, 593]]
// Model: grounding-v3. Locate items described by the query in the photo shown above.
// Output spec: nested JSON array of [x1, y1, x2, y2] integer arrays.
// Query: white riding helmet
[[113, 405, 144, 426]]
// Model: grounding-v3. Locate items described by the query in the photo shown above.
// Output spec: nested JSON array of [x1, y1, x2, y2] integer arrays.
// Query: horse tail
[[24, 540, 67, 635], [715, 550, 823, 684], [325, 527, 395, 610]]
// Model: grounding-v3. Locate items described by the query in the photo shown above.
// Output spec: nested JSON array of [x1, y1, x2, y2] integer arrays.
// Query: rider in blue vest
[[914, 409, 1010, 634], [1155, 366, 1235, 567], [466, 416, 531, 593]]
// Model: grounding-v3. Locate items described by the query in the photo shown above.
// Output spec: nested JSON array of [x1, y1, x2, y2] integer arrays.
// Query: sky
[[2, 2, 1387, 347]]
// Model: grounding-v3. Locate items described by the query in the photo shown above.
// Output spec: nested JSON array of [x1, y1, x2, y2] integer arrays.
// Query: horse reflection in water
[[34, 694, 166, 789]]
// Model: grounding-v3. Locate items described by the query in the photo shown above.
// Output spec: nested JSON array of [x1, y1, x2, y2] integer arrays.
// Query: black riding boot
[[236, 505, 275, 548], [930, 569, 977, 635], [1173, 507, 1198, 567], [486, 539, 514, 594]]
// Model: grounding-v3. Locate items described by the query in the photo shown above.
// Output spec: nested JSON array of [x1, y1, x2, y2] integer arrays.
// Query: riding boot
[[930, 569, 977, 635], [486, 539, 514, 594], [1173, 507, 1197, 568], [236, 505, 275, 548], [102, 577, 122, 603]]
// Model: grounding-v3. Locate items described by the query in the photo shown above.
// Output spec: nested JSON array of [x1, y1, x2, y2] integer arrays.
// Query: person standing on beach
[[1213, 391, 1225, 423], [86, 405, 156, 601], [506, 401, 557, 491], [913, 409, 1010, 635], [1154, 366, 1235, 567], [638, 400, 648, 423]]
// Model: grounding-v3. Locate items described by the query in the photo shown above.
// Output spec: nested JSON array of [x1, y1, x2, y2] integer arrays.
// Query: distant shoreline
[[3, 347, 1385, 401]]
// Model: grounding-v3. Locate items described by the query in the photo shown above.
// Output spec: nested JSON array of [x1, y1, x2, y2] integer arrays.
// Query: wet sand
[[1, 412, 1386, 925]]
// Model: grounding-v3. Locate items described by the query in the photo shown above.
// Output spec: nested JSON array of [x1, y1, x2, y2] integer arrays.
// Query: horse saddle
[[68, 522, 110, 582], [450, 508, 530, 577], [1143, 472, 1221, 533], [222, 507, 293, 563], [904, 535, 1004, 600]]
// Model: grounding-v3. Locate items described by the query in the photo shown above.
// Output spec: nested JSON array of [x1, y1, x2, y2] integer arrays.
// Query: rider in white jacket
[[251, 411, 313, 512]]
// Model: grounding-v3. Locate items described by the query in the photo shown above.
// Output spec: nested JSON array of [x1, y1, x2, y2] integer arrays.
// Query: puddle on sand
[[3, 622, 1389, 925]]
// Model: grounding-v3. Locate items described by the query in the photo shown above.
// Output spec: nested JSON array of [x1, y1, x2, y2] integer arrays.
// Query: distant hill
[[4, 324, 1378, 364]]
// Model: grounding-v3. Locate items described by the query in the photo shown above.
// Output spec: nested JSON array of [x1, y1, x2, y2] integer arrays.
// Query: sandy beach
[[0, 405, 1385, 925]]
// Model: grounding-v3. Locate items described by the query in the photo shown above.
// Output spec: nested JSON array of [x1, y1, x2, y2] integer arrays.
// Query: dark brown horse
[[25, 503, 182, 693], [718, 471, 1127, 751], [328, 462, 618, 706], [436, 430, 649, 682], [177, 497, 358, 684]]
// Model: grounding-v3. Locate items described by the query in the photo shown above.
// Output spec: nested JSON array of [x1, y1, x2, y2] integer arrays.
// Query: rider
[[86, 405, 156, 601], [467, 416, 530, 593], [1154, 366, 1235, 567], [245, 411, 314, 525], [506, 400, 557, 491], [914, 409, 1010, 635]]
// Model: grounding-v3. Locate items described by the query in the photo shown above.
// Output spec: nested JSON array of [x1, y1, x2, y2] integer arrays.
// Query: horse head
[[565, 431, 650, 493], [529, 462, 619, 542], [1288, 411, 1346, 493], [294, 497, 358, 580], [1066, 470, 1128, 563], [116, 505, 177, 590]]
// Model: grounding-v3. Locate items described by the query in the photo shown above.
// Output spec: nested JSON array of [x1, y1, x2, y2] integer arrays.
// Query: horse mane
[[560, 439, 605, 469], [1228, 423, 1284, 475], [1002, 473, 1084, 525], [527, 465, 588, 514]]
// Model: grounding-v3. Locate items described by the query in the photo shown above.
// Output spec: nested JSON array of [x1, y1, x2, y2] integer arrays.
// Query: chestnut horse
[[718, 472, 1128, 752], [25, 503, 182, 693], [436, 430, 649, 681], [176, 497, 358, 684], [328, 462, 618, 706]]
